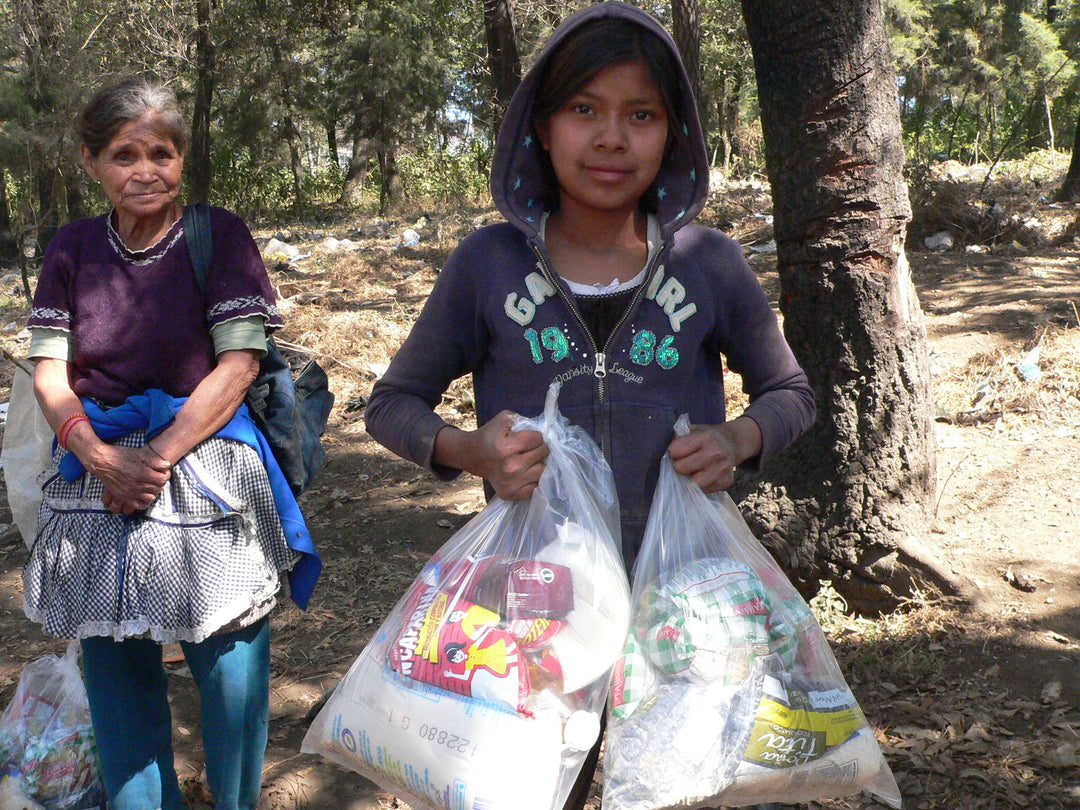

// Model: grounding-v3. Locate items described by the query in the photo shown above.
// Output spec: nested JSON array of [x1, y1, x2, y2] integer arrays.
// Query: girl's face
[[81, 115, 184, 222], [536, 60, 669, 222]]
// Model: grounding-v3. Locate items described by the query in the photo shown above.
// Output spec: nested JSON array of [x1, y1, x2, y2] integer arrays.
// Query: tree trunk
[[65, 168, 84, 222], [717, 71, 742, 173], [377, 145, 402, 215], [31, 158, 58, 252], [481, 0, 522, 120], [284, 114, 304, 213], [340, 129, 377, 205], [326, 121, 338, 164], [1045, 93, 1054, 154], [189, 0, 215, 204], [324, 74, 340, 165], [738, 0, 952, 612], [1055, 109, 1080, 202], [671, 0, 703, 126], [0, 173, 16, 273]]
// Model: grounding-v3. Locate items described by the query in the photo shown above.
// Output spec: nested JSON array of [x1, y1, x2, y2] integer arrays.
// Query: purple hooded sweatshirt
[[365, 1, 815, 566]]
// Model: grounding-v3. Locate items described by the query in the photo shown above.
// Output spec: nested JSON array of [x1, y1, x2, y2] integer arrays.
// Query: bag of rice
[[303, 383, 631, 810]]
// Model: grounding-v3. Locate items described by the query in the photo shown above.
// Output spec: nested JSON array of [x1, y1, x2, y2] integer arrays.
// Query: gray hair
[[76, 76, 189, 157]]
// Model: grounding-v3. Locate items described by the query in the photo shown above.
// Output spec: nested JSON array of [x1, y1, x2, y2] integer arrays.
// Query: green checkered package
[[643, 558, 800, 683], [610, 634, 653, 718]]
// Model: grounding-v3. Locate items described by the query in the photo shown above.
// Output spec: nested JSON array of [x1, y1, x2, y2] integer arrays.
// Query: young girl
[[366, 2, 814, 807]]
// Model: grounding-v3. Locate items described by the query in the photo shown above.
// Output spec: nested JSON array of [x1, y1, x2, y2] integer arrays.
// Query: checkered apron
[[22, 432, 298, 643]]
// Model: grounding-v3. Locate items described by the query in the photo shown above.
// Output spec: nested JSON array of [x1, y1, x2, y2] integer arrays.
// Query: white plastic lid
[[563, 710, 602, 751]]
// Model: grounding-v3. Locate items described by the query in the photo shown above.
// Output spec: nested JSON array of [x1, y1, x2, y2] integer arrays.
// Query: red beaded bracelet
[[56, 412, 82, 435], [58, 414, 90, 450]]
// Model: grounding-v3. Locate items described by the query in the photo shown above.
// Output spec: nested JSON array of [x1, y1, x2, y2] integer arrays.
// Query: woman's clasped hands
[[92, 442, 172, 515]]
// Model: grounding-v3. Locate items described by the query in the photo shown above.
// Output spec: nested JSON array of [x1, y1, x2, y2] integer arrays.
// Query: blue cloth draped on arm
[[57, 389, 321, 609]]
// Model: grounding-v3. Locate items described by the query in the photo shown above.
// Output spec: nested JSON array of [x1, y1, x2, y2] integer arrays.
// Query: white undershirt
[[539, 213, 661, 296]]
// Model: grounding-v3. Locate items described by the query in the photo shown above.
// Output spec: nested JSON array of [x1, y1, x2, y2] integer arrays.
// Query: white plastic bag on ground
[[1, 364, 52, 547], [0, 642, 106, 810], [603, 415, 901, 810], [302, 383, 631, 810]]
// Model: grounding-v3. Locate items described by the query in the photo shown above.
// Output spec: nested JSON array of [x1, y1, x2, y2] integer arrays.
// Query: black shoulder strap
[[182, 203, 213, 292]]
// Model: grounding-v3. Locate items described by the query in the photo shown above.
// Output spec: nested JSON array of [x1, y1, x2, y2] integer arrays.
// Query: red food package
[[389, 584, 532, 714], [506, 617, 565, 649], [446, 556, 574, 619]]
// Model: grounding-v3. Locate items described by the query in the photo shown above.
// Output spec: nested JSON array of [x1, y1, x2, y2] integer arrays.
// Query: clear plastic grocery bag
[[0, 642, 106, 810], [603, 415, 901, 810], [303, 382, 631, 810]]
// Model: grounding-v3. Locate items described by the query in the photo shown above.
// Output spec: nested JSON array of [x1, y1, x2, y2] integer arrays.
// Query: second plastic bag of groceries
[[302, 383, 631, 810], [603, 415, 902, 810]]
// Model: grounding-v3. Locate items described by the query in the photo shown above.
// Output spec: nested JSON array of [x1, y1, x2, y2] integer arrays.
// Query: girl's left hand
[[667, 417, 762, 493]]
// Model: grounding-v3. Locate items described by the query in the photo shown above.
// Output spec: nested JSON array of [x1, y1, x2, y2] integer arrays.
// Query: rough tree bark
[[481, 0, 522, 117], [377, 145, 403, 216], [671, 0, 703, 123], [737, 0, 960, 612], [340, 128, 377, 205], [188, 0, 215, 204]]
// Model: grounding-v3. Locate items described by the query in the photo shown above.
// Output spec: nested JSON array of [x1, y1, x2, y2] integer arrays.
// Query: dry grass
[[258, 217, 477, 429], [931, 322, 1080, 431]]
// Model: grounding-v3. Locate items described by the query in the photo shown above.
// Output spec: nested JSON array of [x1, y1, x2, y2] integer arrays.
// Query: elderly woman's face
[[82, 114, 184, 221]]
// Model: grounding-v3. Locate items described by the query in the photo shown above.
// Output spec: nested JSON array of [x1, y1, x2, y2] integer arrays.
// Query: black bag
[[183, 203, 334, 496]]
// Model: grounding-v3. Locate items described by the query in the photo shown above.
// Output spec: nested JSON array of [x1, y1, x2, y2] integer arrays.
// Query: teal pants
[[80, 617, 270, 810]]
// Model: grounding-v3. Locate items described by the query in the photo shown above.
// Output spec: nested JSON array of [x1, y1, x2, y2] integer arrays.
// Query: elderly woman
[[23, 76, 317, 810]]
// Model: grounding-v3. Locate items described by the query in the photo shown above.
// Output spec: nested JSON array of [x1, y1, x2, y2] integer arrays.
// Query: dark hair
[[533, 18, 685, 138], [76, 76, 188, 157], [531, 18, 686, 211]]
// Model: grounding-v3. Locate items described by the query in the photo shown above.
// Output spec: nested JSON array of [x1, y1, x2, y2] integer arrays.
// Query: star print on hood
[[489, 1, 711, 241]]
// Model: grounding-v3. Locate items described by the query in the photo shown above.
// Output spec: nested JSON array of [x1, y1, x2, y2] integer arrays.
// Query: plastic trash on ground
[[0, 643, 106, 810], [1017, 345, 1041, 383], [603, 415, 901, 810], [302, 383, 631, 810]]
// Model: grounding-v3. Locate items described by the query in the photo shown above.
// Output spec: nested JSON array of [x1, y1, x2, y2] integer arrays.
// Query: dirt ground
[[1, 168, 1079, 809]]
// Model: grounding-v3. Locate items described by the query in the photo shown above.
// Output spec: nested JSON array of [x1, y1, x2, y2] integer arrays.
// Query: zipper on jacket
[[531, 240, 665, 454], [593, 352, 607, 378]]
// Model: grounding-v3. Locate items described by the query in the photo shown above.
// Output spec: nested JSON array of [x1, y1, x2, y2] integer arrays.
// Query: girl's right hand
[[435, 410, 549, 500]]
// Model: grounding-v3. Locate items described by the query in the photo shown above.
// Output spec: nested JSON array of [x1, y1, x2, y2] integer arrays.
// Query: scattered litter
[[366, 362, 389, 378], [264, 237, 300, 261], [1040, 679, 1062, 703], [1016, 346, 1041, 383], [923, 231, 954, 251]]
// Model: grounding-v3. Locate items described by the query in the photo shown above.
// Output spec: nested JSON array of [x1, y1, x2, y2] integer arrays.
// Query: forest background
[[3, 0, 1080, 252]]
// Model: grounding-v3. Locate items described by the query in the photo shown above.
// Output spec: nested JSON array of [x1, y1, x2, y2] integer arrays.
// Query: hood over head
[[490, 1, 710, 241]]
